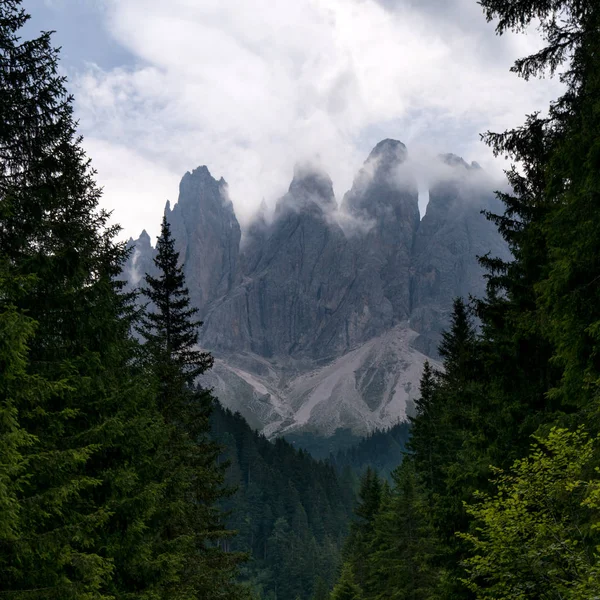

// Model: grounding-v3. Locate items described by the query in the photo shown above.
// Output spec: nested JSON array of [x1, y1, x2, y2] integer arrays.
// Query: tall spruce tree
[[408, 360, 439, 492], [366, 458, 438, 600], [139, 215, 213, 401], [343, 468, 382, 591], [0, 3, 169, 597], [405, 300, 491, 598], [138, 215, 245, 599], [330, 2, 600, 598], [330, 564, 363, 600], [0, 3, 244, 597], [438, 298, 478, 386]]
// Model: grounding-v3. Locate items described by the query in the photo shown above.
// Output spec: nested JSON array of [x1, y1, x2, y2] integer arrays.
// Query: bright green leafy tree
[[461, 428, 600, 599]]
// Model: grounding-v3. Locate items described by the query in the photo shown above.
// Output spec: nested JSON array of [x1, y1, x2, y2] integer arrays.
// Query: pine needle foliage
[[138, 215, 247, 599]]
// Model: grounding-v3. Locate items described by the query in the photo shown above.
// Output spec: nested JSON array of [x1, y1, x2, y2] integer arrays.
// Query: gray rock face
[[167, 166, 241, 318], [342, 139, 420, 321], [201, 163, 388, 361], [126, 141, 508, 436], [409, 154, 510, 356], [123, 229, 156, 293]]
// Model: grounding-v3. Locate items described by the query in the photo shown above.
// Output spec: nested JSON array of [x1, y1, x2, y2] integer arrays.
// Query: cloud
[[63, 0, 563, 239], [83, 138, 180, 240]]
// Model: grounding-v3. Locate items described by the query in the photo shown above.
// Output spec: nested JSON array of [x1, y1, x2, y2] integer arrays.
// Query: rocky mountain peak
[[277, 161, 337, 215], [342, 139, 416, 219], [177, 166, 234, 212], [164, 165, 241, 317], [126, 141, 509, 437], [439, 153, 482, 172], [365, 138, 408, 173], [138, 228, 151, 245], [439, 152, 470, 169]]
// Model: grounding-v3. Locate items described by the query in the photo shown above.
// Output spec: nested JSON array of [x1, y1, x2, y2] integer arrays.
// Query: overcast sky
[[23, 0, 562, 240]]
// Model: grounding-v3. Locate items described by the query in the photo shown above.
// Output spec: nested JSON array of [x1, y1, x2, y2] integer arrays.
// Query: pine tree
[[409, 360, 439, 492], [138, 214, 245, 598], [312, 576, 331, 600], [330, 564, 363, 600], [0, 4, 230, 597], [344, 468, 382, 590], [0, 3, 167, 596], [139, 214, 213, 398], [438, 298, 477, 386], [367, 459, 438, 600], [406, 301, 490, 597], [474, 0, 600, 425]]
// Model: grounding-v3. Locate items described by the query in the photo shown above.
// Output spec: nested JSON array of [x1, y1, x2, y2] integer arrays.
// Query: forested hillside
[[212, 405, 355, 599], [330, 0, 600, 598], [329, 423, 411, 480], [284, 422, 410, 479]]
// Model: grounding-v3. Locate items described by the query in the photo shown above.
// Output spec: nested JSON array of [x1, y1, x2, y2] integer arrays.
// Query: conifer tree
[[330, 564, 363, 600], [139, 214, 213, 398], [409, 360, 439, 491], [407, 301, 490, 597], [344, 468, 381, 590], [367, 459, 438, 600], [438, 298, 477, 386], [139, 214, 245, 599], [0, 4, 236, 597], [312, 576, 331, 600], [461, 428, 600, 599], [0, 3, 171, 596]]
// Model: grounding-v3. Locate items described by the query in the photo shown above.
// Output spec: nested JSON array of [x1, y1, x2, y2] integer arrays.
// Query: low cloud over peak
[[27, 0, 564, 239]]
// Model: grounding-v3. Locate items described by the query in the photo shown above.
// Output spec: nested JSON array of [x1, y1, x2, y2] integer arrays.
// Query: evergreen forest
[[2, 0, 600, 599]]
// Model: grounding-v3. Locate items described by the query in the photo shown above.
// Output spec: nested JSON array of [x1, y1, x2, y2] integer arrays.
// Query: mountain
[[410, 153, 506, 355], [124, 140, 509, 437]]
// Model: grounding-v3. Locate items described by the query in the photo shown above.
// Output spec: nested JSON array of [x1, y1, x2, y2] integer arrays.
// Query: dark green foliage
[[0, 3, 246, 598], [284, 429, 363, 459], [330, 423, 411, 480], [438, 298, 478, 386], [0, 3, 157, 595], [367, 459, 438, 600], [329, 564, 363, 600], [407, 301, 490, 595], [461, 428, 600, 599], [343, 468, 382, 591], [286, 423, 410, 481], [211, 405, 354, 600], [138, 214, 213, 388], [138, 216, 245, 599], [311, 577, 331, 600]]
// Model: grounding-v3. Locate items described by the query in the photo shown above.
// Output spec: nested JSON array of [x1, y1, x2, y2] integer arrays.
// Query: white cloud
[[69, 0, 563, 239], [83, 138, 180, 241]]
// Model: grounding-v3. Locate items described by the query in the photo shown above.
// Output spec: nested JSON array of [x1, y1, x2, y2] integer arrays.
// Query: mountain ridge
[[124, 140, 509, 436]]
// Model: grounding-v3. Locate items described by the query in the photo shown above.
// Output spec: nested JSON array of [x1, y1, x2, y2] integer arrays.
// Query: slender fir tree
[[408, 360, 439, 494], [139, 215, 213, 403], [139, 214, 246, 599], [438, 298, 478, 386], [0, 4, 223, 597], [330, 564, 363, 600]]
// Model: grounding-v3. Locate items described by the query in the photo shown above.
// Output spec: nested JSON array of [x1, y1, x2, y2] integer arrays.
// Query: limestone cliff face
[[409, 154, 510, 356], [123, 229, 156, 294], [126, 142, 509, 436], [342, 139, 420, 323], [201, 163, 377, 360], [167, 166, 241, 318]]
